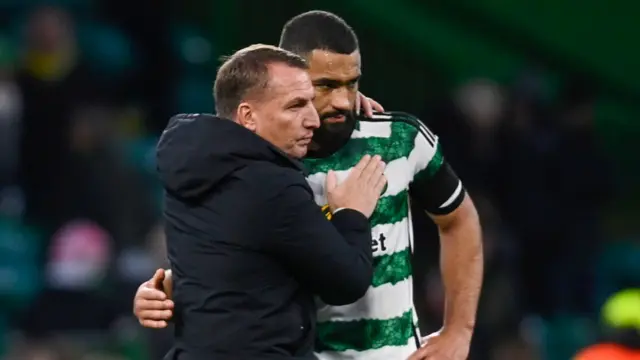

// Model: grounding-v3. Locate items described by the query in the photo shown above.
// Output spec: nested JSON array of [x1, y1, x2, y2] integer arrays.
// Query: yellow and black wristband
[[320, 204, 333, 220]]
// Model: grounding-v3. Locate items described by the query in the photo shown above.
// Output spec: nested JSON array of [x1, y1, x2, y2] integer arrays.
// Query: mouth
[[298, 136, 313, 145], [322, 114, 346, 124]]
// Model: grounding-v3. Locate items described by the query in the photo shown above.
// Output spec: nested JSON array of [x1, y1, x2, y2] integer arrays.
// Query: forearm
[[438, 204, 483, 334], [272, 186, 373, 305]]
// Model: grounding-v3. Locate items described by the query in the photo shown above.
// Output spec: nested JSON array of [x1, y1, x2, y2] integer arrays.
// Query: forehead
[[306, 50, 361, 81], [264, 63, 314, 99]]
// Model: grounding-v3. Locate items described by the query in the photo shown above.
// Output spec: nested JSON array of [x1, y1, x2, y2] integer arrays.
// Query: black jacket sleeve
[[268, 184, 373, 305]]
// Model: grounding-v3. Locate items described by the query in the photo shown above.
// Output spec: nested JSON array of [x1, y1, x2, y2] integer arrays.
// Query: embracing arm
[[268, 184, 374, 305]]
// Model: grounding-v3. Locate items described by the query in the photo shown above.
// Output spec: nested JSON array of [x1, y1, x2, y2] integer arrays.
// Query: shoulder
[[166, 112, 216, 126], [238, 162, 311, 196], [358, 111, 433, 140], [356, 112, 438, 156]]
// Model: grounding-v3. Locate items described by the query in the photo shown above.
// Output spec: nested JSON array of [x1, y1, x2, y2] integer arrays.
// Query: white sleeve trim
[[439, 180, 462, 208]]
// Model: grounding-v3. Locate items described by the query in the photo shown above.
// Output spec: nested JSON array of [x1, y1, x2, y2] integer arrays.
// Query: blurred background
[[0, 0, 639, 359]]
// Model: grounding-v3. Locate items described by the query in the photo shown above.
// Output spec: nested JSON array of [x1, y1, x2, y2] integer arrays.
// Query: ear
[[236, 102, 257, 132]]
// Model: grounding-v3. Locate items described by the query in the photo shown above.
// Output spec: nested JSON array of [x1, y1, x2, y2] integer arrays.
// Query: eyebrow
[[312, 75, 361, 87], [285, 95, 314, 107]]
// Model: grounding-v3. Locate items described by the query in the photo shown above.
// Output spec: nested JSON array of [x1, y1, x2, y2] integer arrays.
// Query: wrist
[[322, 204, 348, 218], [441, 322, 474, 338]]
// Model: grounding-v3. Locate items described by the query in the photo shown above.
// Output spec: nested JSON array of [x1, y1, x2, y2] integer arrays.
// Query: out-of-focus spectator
[[573, 289, 640, 359], [64, 103, 156, 252], [0, 35, 22, 187], [97, 0, 176, 133], [498, 73, 614, 318], [496, 69, 558, 317], [17, 6, 95, 241], [427, 78, 507, 195], [593, 240, 640, 313], [545, 78, 613, 315], [19, 220, 118, 359]]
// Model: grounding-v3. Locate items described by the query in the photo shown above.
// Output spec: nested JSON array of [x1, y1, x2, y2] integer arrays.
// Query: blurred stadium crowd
[[0, 1, 638, 359]]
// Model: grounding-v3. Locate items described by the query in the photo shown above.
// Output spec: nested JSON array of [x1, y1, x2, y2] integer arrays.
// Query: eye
[[288, 100, 307, 109], [347, 79, 359, 89]]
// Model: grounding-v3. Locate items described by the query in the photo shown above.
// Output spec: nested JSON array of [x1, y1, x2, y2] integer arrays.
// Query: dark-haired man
[[135, 11, 483, 360]]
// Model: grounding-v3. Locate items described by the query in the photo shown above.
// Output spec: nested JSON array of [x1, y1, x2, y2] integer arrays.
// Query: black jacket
[[157, 114, 374, 360]]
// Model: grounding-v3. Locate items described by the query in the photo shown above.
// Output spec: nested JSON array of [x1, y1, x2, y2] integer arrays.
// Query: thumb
[[150, 269, 165, 289], [326, 170, 337, 191]]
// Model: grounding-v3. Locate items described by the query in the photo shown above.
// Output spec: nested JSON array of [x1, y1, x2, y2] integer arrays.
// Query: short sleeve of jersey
[[403, 114, 465, 215]]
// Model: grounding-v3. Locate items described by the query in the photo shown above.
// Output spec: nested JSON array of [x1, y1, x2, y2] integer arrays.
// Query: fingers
[[138, 285, 167, 301], [370, 98, 385, 113], [139, 319, 169, 329], [406, 346, 431, 360], [350, 155, 371, 177], [138, 306, 173, 320], [149, 268, 166, 289], [357, 93, 384, 117], [359, 155, 382, 183], [136, 297, 174, 311], [163, 269, 173, 299], [406, 349, 422, 360], [135, 294, 174, 329], [138, 308, 173, 321], [374, 171, 387, 195], [421, 332, 439, 345], [359, 93, 374, 117], [370, 158, 386, 187], [326, 170, 337, 191]]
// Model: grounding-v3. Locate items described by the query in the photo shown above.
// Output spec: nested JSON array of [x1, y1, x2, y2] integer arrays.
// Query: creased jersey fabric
[[303, 112, 444, 359]]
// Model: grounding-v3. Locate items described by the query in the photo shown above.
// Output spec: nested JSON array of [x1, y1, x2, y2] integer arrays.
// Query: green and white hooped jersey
[[303, 112, 446, 360]]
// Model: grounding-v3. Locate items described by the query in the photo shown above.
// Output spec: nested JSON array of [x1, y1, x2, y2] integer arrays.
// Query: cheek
[[275, 113, 300, 143], [312, 93, 330, 112], [348, 91, 358, 108]]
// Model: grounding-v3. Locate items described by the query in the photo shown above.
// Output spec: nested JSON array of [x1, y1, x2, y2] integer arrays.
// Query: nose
[[330, 87, 352, 112], [305, 104, 320, 129]]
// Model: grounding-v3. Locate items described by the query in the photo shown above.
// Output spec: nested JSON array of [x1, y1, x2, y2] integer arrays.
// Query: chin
[[291, 147, 308, 159]]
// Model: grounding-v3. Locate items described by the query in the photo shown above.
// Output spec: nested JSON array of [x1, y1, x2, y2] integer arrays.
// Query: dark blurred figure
[[0, 36, 22, 187], [18, 103, 157, 358], [418, 79, 508, 360], [17, 6, 94, 241], [426, 78, 507, 195], [497, 70, 556, 318], [98, 0, 175, 133], [18, 220, 119, 360], [15, 9, 157, 347], [500, 74, 613, 317], [548, 78, 613, 315], [65, 104, 156, 252]]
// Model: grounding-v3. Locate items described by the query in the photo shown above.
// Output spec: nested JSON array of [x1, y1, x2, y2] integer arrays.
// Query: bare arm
[[404, 115, 482, 359], [429, 194, 483, 336]]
